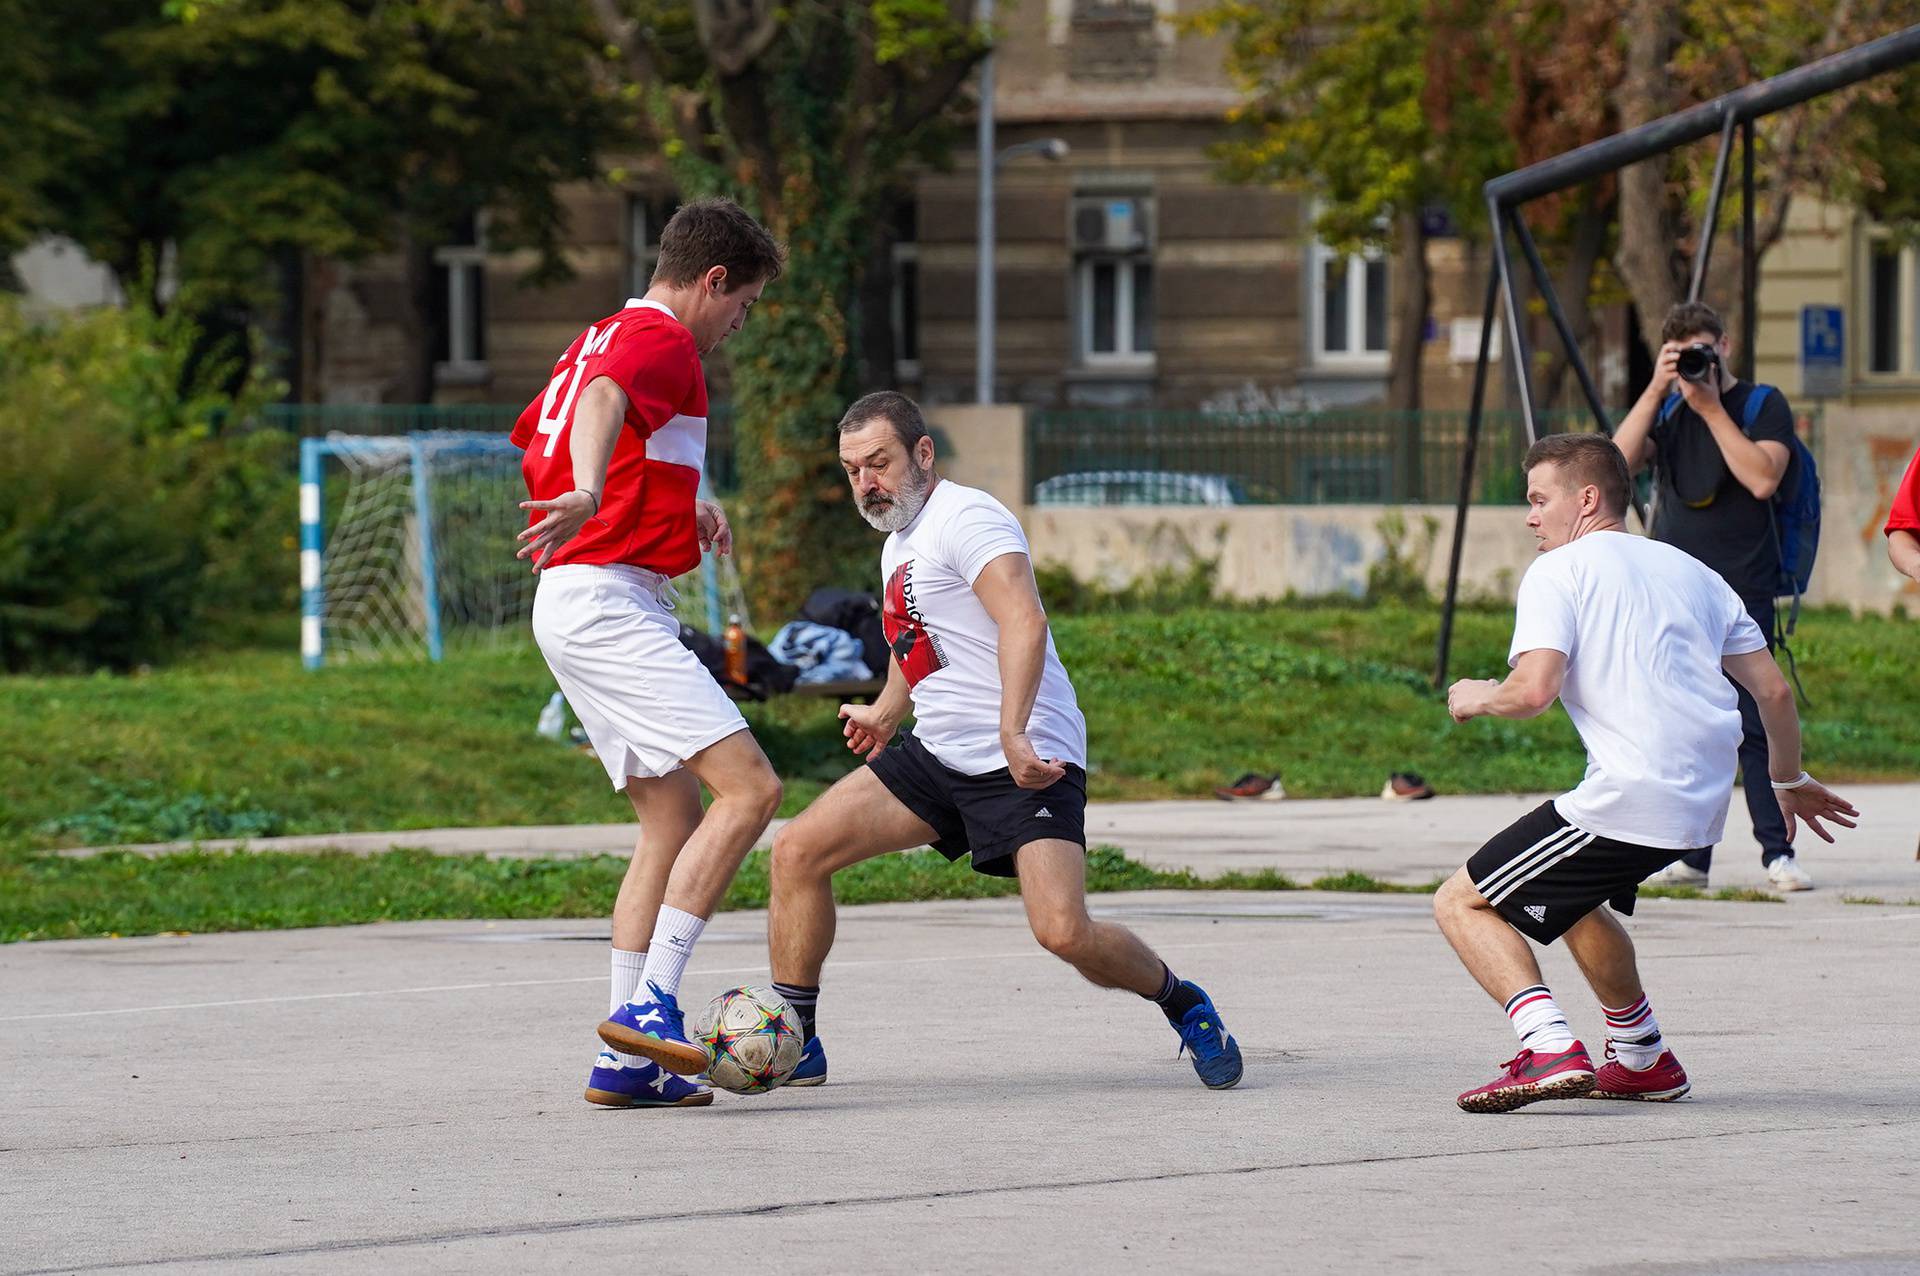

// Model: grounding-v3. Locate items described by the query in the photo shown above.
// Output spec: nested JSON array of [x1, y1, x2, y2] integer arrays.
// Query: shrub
[[0, 298, 283, 670]]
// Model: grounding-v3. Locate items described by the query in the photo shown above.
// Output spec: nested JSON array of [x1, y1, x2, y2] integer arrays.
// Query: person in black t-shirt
[[1611, 301, 1813, 892]]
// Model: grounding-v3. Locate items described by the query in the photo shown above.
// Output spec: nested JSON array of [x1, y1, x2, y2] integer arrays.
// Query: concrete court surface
[[6, 872, 1920, 1273]]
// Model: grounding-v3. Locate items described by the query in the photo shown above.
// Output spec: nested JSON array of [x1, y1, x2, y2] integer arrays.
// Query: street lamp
[[975, 13, 1070, 405]]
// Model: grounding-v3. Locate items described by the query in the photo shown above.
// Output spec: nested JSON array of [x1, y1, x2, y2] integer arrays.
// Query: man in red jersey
[[510, 198, 786, 1109], [1886, 443, 1920, 585]]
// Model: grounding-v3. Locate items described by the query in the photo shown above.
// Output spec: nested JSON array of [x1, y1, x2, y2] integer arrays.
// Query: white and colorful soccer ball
[[694, 985, 805, 1094]]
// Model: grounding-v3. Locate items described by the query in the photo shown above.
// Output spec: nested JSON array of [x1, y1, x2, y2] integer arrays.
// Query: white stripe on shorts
[[1474, 824, 1586, 904], [1483, 827, 1598, 907]]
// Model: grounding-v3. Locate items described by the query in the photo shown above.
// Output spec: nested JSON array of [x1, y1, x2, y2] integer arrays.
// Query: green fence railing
[[1026, 409, 1606, 507], [261, 402, 740, 493]]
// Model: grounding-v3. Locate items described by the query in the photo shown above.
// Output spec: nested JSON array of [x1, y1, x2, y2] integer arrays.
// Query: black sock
[[1144, 964, 1204, 1022], [772, 982, 819, 1039]]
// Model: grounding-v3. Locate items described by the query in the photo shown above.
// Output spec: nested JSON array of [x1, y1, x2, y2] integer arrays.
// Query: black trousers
[[1680, 595, 1793, 872]]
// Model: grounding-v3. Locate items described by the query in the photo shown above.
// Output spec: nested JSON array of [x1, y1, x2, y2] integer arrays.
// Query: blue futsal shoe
[[1171, 982, 1244, 1090], [598, 982, 709, 1075], [786, 1036, 828, 1088], [584, 1051, 713, 1108]]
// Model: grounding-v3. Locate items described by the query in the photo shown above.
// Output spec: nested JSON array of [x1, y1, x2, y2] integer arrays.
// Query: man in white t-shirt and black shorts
[[1437, 434, 1857, 1114], [764, 391, 1243, 1090]]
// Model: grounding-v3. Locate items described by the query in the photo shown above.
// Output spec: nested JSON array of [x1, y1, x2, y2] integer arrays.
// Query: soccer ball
[[694, 985, 805, 1094]]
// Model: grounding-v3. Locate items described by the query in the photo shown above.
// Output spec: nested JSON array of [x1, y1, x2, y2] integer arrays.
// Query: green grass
[[1639, 885, 1786, 903], [2, 845, 1275, 943], [5, 604, 1917, 851]]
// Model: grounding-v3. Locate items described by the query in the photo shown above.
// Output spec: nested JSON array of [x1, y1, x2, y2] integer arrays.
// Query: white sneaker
[[1766, 855, 1815, 892], [1646, 861, 1709, 888]]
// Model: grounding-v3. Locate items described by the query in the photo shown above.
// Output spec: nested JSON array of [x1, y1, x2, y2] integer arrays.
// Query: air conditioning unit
[[1073, 198, 1148, 251]]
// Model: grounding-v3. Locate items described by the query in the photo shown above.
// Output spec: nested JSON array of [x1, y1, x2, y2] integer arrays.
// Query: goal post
[[299, 431, 746, 668]]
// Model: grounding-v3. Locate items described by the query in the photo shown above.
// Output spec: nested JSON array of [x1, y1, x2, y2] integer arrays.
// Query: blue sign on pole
[[1800, 305, 1844, 399]]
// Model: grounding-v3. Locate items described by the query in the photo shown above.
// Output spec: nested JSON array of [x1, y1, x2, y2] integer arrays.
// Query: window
[[432, 213, 486, 378], [891, 201, 920, 378], [1073, 193, 1155, 366], [1864, 232, 1914, 377], [628, 195, 680, 297], [1311, 238, 1389, 366]]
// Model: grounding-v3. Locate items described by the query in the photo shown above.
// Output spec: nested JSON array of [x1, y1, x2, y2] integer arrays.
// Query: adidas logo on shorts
[[1524, 904, 1548, 923], [1035, 807, 1052, 819]]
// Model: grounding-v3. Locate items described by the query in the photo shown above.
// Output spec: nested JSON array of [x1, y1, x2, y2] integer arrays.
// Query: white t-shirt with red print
[[879, 480, 1087, 776]]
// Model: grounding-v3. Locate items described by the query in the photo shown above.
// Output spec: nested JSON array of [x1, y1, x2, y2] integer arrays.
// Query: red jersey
[[511, 299, 708, 575], [1886, 444, 1920, 537]]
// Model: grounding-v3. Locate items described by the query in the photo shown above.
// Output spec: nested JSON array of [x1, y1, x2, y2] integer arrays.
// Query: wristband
[[573, 488, 601, 515], [1769, 771, 1812, 791]]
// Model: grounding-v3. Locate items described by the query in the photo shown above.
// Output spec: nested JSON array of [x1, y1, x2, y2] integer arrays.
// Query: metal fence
[[1027, 409, 1605, 506], [260, 403, 740, 492]]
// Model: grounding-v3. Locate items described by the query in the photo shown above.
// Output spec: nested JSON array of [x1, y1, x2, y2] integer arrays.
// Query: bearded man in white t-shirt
[[764, 391, 1243, 1090], [1436, 433, 1858, 1114]]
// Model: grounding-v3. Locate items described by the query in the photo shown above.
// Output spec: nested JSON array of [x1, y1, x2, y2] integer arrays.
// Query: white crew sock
[[603, 947, 649, 1069], [1504, 984, 1577, 1053], [1603, 994, 1666, 1070], [638, 906, 706, 1000]]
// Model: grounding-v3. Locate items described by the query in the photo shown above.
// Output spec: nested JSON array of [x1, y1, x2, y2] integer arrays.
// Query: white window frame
[[628, 196, 677, 297], [1072, 191, 1156, 370], [1309, 236, 1389, 369], [433, 215, 487, 381], [1074, 256, 1155, 367], [1860, 226, 1919, 382], [892, 235, 921, 381]]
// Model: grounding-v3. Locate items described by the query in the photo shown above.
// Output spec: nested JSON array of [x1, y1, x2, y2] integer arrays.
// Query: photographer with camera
[[1612, 301, 1812, 892]]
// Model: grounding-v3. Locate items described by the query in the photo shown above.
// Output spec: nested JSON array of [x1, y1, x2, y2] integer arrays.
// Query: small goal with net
[[298, 431, 748, 667]]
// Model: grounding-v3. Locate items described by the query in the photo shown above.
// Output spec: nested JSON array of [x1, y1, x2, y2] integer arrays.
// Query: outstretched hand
[[1775, 777, 1860, 845], [516, 489, 598, 571], [839, 702, 899, 760], [696, 499, 732, 556]]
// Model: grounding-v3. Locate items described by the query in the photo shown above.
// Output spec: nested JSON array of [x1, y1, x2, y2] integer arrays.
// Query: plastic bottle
[[724, 613, 748, 685], [537, 691, 567, 740]]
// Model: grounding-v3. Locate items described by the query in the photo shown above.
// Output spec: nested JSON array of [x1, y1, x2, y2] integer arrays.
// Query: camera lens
[[1676, 344, 1715, 384]]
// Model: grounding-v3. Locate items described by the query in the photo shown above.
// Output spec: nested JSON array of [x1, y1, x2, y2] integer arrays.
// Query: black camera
[[1676, 342, 1720, 384]]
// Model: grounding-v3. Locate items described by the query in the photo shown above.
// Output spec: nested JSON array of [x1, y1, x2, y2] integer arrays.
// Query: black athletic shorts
[[867, 730, 1087, 878], [1466, 800, 1689, 944]]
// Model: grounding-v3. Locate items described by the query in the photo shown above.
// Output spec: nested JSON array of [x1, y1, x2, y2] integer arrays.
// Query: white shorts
[[532, 564, 748, 789]]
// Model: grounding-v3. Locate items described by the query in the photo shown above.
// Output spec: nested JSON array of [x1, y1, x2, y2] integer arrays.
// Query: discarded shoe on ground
[[1214, 772, 1286, 801]]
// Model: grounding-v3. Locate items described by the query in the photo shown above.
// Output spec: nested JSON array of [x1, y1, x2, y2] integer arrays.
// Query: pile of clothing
[[677, 587, 888, 700]]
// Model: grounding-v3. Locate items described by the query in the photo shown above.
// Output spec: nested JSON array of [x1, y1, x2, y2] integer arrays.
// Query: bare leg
[[1433, 867, 1544, 1005], [658, 728, 785, 918], [1562, 906, 1645, 1008], [610, 768, 704, 951], [1015, 842, 1164, 995], [769, 767, 939, 987]]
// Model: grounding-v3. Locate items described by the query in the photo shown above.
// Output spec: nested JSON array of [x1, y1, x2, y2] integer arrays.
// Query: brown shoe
[[1214, 772, 1286, 801], [1381, 771, 1435, 801]]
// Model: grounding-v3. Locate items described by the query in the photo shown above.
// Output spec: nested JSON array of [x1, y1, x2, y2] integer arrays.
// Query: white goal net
[[299, 431, 749, 666]]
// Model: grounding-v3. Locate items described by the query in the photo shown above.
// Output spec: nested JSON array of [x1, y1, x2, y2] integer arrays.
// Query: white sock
[[638, 906, 706, 1000], [1504, 984, 1577, 1053], [603, 947, 649, 1069], [1603, 994, 1665, 1070]]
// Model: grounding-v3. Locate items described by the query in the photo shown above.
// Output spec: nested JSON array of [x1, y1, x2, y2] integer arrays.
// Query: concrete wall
[[939, 405, 1920, 612]]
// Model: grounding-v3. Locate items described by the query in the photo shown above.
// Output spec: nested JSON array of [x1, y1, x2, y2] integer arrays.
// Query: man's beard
[[857, 462, 934, 532]]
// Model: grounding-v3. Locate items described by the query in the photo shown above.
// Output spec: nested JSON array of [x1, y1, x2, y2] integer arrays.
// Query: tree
[[1611, 0, 1914, 350], [1198, 0, 1512, 422], [31, 0, 621, 397], [591, 0, 986, 620]]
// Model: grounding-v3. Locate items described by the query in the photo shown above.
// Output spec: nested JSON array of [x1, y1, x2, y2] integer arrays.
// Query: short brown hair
[[652, 197, 786, 290], [1661, 300, 1725, 345], [838, 390, 930, 451], [1524, 433, 1632, 517]]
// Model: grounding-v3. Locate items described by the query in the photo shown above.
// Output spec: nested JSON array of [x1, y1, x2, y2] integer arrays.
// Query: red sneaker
[[1591, 1045, 1691, 1101], [1456, 1043, 1595, 1113]]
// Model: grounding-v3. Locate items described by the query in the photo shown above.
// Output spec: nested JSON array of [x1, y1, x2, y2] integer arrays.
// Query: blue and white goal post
[[299, 431, 741, 669]]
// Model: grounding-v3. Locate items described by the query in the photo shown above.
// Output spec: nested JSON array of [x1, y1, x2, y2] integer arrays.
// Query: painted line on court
[[20, 1115, 1917, 1273], [0, 939, 1250, 1024]]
